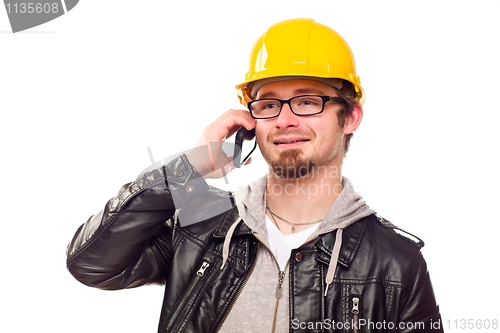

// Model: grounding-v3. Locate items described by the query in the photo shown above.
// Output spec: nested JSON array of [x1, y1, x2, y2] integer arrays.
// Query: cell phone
[[234, 127, 256, 168]]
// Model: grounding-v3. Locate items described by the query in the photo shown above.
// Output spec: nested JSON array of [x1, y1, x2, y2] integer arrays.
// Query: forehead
[[255, 79, 338, 99]]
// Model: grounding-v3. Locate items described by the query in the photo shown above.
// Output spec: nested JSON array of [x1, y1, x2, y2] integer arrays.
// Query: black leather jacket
[[66, 155, 442, 332]]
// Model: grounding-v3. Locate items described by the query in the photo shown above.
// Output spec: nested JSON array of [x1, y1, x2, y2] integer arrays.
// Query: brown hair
[[335, 81, 361, 157]]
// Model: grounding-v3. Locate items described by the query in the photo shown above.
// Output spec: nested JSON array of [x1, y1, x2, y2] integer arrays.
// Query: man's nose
[[275, 102, 299, 128]]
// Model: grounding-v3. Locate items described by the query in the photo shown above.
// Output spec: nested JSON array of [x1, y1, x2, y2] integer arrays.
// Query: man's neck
[[265, 164, 343, 235]]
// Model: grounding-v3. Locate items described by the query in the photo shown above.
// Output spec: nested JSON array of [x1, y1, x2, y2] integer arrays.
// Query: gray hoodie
[[218, 175, 374, 333]]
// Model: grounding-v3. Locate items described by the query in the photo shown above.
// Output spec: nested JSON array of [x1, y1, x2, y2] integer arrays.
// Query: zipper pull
[[352, 297, 360, 333], [275, 271, 285, 298], [351, 297, 360, 314], [196, 261, 210, 278]]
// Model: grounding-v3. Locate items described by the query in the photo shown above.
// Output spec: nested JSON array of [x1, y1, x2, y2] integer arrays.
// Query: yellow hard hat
[[235, 18, 365, 105]]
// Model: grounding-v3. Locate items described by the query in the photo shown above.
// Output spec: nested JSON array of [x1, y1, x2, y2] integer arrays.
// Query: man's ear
[[343, 104, 363, 135]]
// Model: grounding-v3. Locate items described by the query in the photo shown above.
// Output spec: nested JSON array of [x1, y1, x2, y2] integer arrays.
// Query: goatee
[[270, 150, 314, 178]]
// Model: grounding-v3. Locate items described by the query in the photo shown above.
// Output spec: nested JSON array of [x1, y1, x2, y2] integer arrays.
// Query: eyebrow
[[258, 88, 327, 99]]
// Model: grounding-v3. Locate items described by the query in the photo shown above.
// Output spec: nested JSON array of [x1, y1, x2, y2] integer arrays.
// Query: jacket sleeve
[[398, 251, 443, 332], [66, 154, 209, 290]]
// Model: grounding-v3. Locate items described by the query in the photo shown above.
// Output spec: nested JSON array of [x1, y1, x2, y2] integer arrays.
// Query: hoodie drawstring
[[220, 217, 242, 270], [324, 228, 343, 297]]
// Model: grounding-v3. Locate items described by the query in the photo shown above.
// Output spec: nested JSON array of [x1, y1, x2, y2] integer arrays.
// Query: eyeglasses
[[247, 95, 346, 119]]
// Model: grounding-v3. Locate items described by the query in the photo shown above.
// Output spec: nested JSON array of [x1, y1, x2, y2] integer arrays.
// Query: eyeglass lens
[[250, 95, 324, 118]]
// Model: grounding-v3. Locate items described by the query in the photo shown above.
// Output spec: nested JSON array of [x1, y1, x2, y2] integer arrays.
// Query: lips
[[273, 137, 310, 145]]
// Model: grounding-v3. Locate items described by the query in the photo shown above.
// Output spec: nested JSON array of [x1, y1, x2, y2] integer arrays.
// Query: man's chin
[[269, 150, 313, 179]]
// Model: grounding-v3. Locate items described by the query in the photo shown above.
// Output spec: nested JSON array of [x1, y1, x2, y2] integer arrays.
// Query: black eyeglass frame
[[247, 95, 347, 119]]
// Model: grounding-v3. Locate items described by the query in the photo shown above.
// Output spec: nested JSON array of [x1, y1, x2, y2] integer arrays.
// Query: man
[[67, 18, 442, 332]]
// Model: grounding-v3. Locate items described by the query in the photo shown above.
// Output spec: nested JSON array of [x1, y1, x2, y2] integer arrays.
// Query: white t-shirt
[[265, 215, 320, 271]]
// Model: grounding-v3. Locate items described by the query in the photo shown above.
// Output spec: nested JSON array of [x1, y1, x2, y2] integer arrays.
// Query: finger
[[224, 115, 255, 140], [225, 125, 243, 140], [206, 110, 255, 142]]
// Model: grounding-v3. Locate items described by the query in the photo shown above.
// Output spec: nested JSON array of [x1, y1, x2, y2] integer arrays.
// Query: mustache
[[266, 129, 316, 142]]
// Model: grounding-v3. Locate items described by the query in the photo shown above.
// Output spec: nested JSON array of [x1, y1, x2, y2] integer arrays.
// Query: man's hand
[[186, 109, 256, 179]]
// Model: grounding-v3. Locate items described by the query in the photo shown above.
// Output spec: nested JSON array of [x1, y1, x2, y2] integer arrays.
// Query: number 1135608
[[6, 2, 60, 14], [445, 319, 498, 330]]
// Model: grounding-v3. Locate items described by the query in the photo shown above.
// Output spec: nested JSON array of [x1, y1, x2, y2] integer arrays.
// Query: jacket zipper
[[215, 243, 259, 332], [351, 296, 360, 333], [271, 270, 286, 333], [165, 261, 210, 331], [255, 236, 289, 333], [275, 270, 286, 298]]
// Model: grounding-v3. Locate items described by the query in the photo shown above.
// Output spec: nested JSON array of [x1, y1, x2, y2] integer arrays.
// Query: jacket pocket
[[165, 260, 211, 332]]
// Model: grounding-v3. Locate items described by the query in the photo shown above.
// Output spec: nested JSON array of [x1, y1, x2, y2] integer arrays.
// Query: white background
[[1, 0, 499, 332]]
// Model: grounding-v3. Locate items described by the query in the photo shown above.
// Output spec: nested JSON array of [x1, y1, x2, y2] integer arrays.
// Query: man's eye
[[263, 102, 280, 109], [299, 99, 320, 106]]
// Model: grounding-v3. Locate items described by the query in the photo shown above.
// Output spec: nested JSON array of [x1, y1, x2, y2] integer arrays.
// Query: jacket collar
[[315, 215, 369, 268], [213, 206, 253, 238]]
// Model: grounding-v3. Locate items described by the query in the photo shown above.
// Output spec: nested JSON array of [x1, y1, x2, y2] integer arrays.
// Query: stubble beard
[[262, 129, 316, 179], [263, 130, 344, 179]]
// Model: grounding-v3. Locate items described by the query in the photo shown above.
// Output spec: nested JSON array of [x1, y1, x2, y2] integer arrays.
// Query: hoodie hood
[[234, 175, 374, 246]]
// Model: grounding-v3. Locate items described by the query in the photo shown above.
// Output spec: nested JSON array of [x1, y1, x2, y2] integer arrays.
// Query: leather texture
[[66, 155, 442, 332]]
